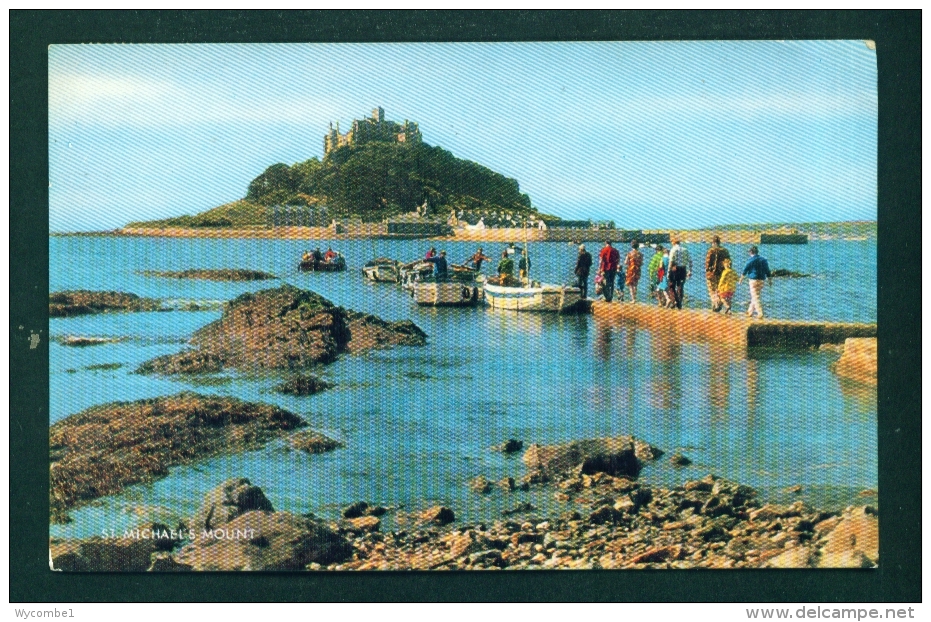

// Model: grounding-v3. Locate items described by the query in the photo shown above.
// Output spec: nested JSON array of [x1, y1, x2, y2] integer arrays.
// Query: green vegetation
[[246, 142, 535, 220], [126, 141, 540, 228]]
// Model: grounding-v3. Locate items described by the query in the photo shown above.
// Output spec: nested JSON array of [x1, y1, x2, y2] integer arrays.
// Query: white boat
[[483, 279, 583, 313], [362, 258, 401, 283], [410, 279, 484, 307]]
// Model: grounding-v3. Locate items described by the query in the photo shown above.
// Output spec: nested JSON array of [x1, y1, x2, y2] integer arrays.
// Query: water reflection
[[649, 326, 682, 412]]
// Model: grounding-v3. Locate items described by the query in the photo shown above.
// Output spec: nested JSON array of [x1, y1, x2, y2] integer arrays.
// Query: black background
[[10, 10, 920, 602]]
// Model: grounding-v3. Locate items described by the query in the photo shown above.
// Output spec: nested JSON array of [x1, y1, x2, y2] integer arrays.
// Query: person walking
[[659, 247, 672, 307], [574, 244, 593, 299], [717, 257, 739, 314], [738, 245, 773, 318], [704, 235, 731, 311], [624, 240, 644, 303], [597, 240, 621, 302], [647, 245, 664, 305], [667, 238, 693, 309]]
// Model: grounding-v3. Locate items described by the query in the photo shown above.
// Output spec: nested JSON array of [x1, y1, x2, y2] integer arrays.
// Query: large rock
[[833, 338, 877, 386], [191, 478, 274, 532], [138, 285, 426, 375], [50, 537, 157, 572], [139, 269, 276, 281], [176, 511, 352, 571], [820, 510, 879, 564], [49, 290, 162, 317], [522, 436, 661, 479], [49, 393, 304, 519], [289, 431, 344, 454]]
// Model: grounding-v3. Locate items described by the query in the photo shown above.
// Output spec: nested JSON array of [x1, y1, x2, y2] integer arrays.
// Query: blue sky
[[49, 41, 877, 232]]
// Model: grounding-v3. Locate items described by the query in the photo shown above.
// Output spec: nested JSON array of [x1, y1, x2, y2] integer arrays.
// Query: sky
[[48, 41, 877, 232]]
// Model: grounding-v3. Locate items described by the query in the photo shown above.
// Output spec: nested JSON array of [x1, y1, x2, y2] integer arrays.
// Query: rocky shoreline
[[49, 290, 162, 317], [138, 269, 277, 281], [50, 435, 878, 570]]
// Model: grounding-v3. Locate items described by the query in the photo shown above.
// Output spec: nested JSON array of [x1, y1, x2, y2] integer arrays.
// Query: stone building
[[324, 107, 422, 156]]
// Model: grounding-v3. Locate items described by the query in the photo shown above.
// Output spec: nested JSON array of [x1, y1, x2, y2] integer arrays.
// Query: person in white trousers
[[737, 246, 773, 319]]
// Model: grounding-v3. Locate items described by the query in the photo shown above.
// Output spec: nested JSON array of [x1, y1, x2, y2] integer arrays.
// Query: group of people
[[574, 236, 774, 318], [301, 247, 339, 266]]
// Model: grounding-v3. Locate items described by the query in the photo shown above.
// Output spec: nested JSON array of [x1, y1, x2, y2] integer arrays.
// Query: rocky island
[[136, 285, 427, 375]]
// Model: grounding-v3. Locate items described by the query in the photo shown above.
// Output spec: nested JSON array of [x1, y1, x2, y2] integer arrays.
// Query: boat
[[401, 261, 478, 290], [481, 223, 582, 313], [409, 276, 484, 307], [298, 254, 346, 272], [483, 277, 583, 313], [362, 258, 402, 282]]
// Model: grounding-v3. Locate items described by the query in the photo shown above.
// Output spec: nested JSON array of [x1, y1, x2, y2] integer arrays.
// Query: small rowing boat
[[362, 258, 402, 283], [483, 278, 582, 313], [298, 254, 346, 272]]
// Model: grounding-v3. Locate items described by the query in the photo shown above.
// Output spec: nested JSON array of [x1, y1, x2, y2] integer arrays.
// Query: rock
[[289, 431, 344, 454], [469, 476, 492, 494], [50, 537, 158, 572], [497, 476, 516, 491], [448, 533, 493, 558], [468, 549, 504, 567], [49, 394, 303, 519], [491, 439, 523, 453], [49, 290, 162, 317], [633, 439, 664, 461], [684, 479, 713, 492], [147, 553, 193, 572], [501, 502, 537, 517], [785, 485, 803, 494], [749, 504, 790, 522], [764, 547, 814, 568], [59, 336, 122, 347], [342, 501, 369, 519], [176, 511, 352, 571], [138, 286, 426, 375], [522, 436, 660, 479], [770, 269, 811, 278], [628, 545, 683, 564], [669, 453, 691, 467], [191, 478, 274, 532], [139, 269, 277, 281], [420, 506, 455, 525], [821, 513, 878, 563], [366, 505, 388, 517], [817, 549, 874, 568], [588, 506, 622, 525], [833, 338, 877, 386], [858, 489, 877, 497], [343, 516, 380, 533], [275, 375, 331, 396]]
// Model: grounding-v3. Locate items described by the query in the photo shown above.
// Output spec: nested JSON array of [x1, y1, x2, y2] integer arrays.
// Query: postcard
[[47, 40, 879, 572]]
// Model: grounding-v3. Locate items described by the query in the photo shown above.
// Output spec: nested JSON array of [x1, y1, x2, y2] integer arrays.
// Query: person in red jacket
[[597, 240, 621, 302]]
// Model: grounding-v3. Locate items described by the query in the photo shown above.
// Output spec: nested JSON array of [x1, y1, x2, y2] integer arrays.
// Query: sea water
[[49, 236, 876, 538]]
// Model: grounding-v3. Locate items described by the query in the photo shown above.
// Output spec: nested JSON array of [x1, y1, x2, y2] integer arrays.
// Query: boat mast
[[523, 217, 531, 286]]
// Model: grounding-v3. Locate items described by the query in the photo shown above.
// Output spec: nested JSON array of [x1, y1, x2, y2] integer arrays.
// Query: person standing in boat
[[667, 238, 693, 309], [518, 250, 532, 284], [704, 235, 731, 312], [597, 240, 621, 302], [574, 244, 593, 299], [497, 250, 515, 285], [468, 247, 492, 272], [624, 240, 644, 303], [324, 247, 337, 261], [311, 247, 324, 269], [738, 245, 773, 319], [425, 247, 437, 260], [425, 250, 449, 281]]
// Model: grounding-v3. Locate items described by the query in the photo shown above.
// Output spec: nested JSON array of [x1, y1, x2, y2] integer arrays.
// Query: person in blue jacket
[[738, 246, 773, 318]]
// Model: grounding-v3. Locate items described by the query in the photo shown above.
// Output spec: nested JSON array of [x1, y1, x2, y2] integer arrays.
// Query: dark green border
[[11, 10, 920, 602]]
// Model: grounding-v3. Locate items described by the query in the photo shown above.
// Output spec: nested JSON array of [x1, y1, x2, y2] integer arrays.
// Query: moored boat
[[483, 278, 582, 313], [362, 258, 402, 282], [409, 277, 484, 307], [298, 254, 346, 272]]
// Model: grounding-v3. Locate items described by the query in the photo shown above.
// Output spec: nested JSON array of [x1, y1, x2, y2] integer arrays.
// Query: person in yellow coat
[[717, 258, 739, 315]]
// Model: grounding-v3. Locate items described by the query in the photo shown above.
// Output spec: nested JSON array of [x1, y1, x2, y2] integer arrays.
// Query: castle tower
[[372, 106, 384, 123]]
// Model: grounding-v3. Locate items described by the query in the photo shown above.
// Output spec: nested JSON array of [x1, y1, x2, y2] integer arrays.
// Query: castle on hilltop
[[324, 107, 422, 156]]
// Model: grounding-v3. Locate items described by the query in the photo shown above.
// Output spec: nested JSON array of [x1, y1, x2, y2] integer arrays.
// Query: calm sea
[[49, 236, 877, 538]]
